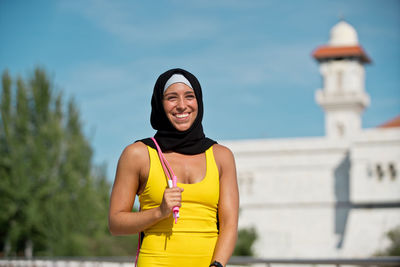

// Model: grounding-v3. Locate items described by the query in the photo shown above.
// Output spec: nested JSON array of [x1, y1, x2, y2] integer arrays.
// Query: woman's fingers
[[159, 187, 183, 218], [165, 187, 183, 206]]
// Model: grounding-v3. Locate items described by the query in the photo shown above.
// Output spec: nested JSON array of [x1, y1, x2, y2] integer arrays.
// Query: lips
[[175, 113, 189, 119]]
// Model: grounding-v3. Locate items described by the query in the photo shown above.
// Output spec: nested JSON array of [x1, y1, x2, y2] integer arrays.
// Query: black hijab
[[138, 68, 217, 154]]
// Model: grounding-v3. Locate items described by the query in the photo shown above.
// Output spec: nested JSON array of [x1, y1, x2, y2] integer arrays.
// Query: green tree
[[375, 225, 400, 256], [0, 68, 137, 257], [233, 227, 258, 256]]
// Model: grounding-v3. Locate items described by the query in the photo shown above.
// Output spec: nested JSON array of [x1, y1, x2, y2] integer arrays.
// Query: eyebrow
[[164, 90, 195, 97]]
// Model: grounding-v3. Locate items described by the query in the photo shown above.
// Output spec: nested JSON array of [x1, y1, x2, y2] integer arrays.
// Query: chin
[[172, 122, 192, 131], [175, 126, 190, 131]]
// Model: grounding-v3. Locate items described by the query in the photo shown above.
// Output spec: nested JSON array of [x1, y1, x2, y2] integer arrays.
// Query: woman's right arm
[[108, 142, 183, 235]]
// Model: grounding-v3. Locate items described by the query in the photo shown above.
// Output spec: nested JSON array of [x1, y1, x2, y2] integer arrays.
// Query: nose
[[176, 96, 186, 111]]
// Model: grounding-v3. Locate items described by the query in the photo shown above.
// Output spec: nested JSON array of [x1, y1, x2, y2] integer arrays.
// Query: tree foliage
[[0, 68, 137, 257], [233, 227, 258, 256], [375, 225, 400, 256]]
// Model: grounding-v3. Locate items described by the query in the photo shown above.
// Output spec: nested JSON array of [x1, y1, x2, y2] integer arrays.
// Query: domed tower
[[313, 20, 371, 139]]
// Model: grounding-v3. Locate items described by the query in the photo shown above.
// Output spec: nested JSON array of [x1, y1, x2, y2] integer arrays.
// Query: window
[[337, 70, 343, 92], [389, 163, 397, 180], [376, 164, 384, 181], [336, 122, 345, 137]]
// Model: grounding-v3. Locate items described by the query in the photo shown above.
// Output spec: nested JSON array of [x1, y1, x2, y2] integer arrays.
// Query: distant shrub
[[233, 227, 258, 256], [375, 225, 400, 256]]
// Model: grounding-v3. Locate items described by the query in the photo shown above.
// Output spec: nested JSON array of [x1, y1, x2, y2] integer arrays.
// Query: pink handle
[[172, 175, 179, 223], [151, 137, 180, 224]]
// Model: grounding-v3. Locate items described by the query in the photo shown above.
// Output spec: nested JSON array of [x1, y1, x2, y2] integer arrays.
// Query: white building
[[224, 21, 400, 258]]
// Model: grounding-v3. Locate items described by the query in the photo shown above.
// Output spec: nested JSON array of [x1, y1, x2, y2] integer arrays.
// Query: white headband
[[163, 74, 193, 92]]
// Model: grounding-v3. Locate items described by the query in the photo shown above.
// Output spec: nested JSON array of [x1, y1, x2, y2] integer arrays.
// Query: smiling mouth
[[175, 113, 189, 119]]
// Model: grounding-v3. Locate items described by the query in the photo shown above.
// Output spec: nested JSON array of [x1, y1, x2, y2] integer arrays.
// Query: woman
[[108, 68, 239, 267]]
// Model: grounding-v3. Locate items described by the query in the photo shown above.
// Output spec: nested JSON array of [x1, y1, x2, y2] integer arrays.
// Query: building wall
[[351, 128, 400, 202], [223, 128, 400, 257]]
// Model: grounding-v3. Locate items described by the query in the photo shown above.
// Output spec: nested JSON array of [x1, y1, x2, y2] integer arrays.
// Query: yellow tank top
[[139, 145, 219, 234]]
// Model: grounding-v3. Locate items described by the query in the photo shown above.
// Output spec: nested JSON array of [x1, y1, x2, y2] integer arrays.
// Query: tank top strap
[[205, 146, 218, 181]]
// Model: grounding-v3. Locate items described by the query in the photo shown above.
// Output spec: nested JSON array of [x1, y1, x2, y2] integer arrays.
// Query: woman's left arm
[[212, 144, 239, 266]]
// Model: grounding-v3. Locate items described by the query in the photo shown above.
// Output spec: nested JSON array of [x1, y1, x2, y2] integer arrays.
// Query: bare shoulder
[[212, 144, 236, 174], [118, 141, 149, 168], [213, 143, 235, 160]]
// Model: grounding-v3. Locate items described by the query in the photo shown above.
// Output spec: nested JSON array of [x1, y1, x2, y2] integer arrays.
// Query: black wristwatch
[[209, 260, 224, 267]]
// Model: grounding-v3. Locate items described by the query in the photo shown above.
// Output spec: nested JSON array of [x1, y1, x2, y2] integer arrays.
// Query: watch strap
[[209, 260, 224, 267]]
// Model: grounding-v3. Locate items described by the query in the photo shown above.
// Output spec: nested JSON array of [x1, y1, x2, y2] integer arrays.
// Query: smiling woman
[[108, 68, 239, 267], [163, 81, 198, 132]]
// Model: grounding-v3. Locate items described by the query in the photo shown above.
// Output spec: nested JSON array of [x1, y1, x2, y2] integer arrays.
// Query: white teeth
[[176, 113, 189, 118]]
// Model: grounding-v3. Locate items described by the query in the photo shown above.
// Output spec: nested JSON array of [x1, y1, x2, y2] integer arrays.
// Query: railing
[[229, 256, 400, 266], [0, 256, 399, 267]]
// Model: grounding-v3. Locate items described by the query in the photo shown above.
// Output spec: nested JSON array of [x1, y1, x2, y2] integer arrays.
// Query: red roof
[[312, 45, 371, 63], [378, 115, 400, 128]]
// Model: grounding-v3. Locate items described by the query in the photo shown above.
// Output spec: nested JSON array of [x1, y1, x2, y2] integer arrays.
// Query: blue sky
[[1, 0, 399, 180]]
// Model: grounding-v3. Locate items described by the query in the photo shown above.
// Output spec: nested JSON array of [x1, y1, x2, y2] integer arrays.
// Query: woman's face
[[163, 82, 198, 131]]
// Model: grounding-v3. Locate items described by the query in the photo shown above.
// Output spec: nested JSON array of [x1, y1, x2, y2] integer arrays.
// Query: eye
[[164, 95, 177, 101], [186, 94, 195, 99]]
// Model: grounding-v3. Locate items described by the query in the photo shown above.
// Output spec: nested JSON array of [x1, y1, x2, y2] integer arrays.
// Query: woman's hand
[[159, 187, 184, 219]]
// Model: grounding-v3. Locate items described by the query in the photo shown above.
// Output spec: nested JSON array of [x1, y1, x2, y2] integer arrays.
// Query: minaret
[[313, 20, 371, 139]]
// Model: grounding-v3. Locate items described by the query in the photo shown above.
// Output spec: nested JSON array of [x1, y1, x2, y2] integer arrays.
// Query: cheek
[[162, 101, 171, 114], [192, 100, 199, 118], [192, 99, 198, 111]]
